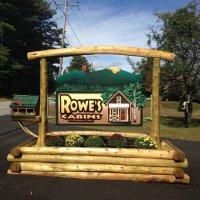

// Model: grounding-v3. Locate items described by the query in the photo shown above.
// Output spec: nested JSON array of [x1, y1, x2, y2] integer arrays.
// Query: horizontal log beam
[[13, 162, 184, 178], [7, 154, 188, 168], [7, 170, 189, 184], [10, 162, 21, 172], [162, 140, 185, 162], [27, 46, 175, 61], [19, 146, 175, 160], [10, 139, 37, 157], [47, 131, 148, 139]]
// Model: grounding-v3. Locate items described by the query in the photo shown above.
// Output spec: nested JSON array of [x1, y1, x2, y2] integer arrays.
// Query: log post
[[37, 58, 48, 147], [151, 58, 161, 147]]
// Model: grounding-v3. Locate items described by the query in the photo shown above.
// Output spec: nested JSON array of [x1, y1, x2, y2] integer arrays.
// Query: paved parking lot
[[0, 115, 200, 200]]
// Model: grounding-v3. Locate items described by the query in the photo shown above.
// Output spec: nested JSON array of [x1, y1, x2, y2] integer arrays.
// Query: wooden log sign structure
[[7, 46, 190, 184]]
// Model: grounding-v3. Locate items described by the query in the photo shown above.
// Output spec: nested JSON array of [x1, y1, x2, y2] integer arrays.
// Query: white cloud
[[54, 1, 157, 72], [69, 6, 156, 47]]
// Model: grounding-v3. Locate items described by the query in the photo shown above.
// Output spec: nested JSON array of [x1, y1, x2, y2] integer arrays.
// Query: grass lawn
[[48, 101, 200, 142]]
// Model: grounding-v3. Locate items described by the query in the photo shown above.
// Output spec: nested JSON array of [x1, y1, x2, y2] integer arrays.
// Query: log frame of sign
[[7, 46, 191, 184], [7, 154, 188, 168], [10, 144, 185, 162], [7, 139, 189, 184], [9, 162, 185, 178], [7, 170, 189, 184]]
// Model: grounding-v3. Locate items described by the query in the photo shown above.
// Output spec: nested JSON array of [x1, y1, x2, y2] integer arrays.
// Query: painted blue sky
[[49, 0, 196, 72]]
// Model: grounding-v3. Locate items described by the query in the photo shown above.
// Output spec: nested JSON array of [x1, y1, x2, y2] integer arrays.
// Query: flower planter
[[7, 131, 189, 184]]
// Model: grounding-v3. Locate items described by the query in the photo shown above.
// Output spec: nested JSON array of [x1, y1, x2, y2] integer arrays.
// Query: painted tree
[[0, 0, 61, 96], [67, 56, 92, 72], [127, 57, 153, 97], [101, 83, 146, 108]]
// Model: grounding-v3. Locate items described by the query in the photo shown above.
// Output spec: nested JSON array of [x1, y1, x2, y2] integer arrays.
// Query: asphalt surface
[[0, 115, 200, 200]]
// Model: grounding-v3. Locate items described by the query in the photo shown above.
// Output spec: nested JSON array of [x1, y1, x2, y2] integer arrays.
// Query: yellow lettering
[[70, 100, 78, 111], [78, 100, 88, 112], [76, 115, 83, 119], [96, 114, 102, 119], [60, 94, 103, 114], [87, 114, 96, 119], [89, 100, 95, 111], [97, 100, 102, 112], [60, 95, 71, 113], [68, 114, 75, 119]]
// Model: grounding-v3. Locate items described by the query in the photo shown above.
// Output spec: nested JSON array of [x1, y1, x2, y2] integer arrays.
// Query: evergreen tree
[[0, 0, 61, 96], [67, 55, 91, 72]]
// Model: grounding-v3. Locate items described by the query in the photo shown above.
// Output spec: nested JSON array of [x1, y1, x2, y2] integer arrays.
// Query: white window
[[111, 109, 118, 115], [116, 96, 121, 103]]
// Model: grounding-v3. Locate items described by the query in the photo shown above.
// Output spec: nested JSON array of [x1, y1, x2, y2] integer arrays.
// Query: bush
[[134, 136, 157, 149], [65, 134, 85, 147], [45, 136, 65, 147], [107, 134, 127, 148], [84, 136, 104, 147]]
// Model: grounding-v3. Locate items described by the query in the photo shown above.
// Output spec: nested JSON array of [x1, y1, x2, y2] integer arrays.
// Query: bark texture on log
[[162, 140, 185, 162], [7, 170, 189, 184], [47, 131, 147, 139], [19, 146, 175, 160], [37, 58, 48, 147], [7, 154, 188, 168], [15, 162, 183, 178], [27, 46, 175, 61], [10, 139, 37, 157]]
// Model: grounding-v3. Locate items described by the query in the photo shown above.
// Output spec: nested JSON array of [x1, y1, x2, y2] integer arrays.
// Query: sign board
[[57, 92, 141, 125]]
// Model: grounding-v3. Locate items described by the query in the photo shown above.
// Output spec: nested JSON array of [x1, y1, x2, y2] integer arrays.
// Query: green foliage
[[123, 83, 146, 108], [101, 83, 146, 108], [101, 86, 119, 103], [67, 56, 92, 72], [107, 134, 128, 148], [146, 1, 200, 101], [57, 83, 106, 92], [134, 136, 157, 149], [84, 136, 105, 147], [57, 83, 146, 108], [65, 134, 85, 147], [127, 57, 153, 97], [0, 0, 61, 96], [45, 136, 65, 147]]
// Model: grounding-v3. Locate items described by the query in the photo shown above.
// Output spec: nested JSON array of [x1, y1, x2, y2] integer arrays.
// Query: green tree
[[127, 57, 153, 97], [67, 55, 92, 72], [0, 0, 61, 96], [131, 1, 200, 125]]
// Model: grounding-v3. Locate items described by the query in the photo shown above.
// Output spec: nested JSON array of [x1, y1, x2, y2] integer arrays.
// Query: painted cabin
[[10, 95, 39, 117], [107, 91, 131, 123]]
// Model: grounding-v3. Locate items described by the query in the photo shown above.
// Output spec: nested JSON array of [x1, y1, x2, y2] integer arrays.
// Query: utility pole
[[57, 0, 79, 76]]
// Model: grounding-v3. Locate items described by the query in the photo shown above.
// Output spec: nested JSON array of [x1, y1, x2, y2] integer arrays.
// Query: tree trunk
[[184, 101, 193, 127], [187, 102, 193, 124], [183, 110, 188, 127]]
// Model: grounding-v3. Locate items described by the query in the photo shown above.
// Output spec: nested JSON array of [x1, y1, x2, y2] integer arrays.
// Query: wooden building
[[10, 95, 39, 118], [108, 91, 131, 123]]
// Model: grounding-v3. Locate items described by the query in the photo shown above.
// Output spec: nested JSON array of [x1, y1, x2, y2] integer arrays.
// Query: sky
[[49, 0, 195, 72]]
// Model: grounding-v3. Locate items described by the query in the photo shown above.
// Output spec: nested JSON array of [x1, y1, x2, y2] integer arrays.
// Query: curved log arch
[[27, 46, 175, 61]]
